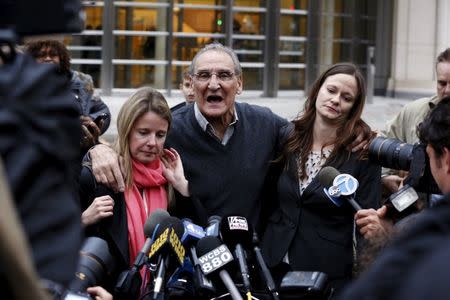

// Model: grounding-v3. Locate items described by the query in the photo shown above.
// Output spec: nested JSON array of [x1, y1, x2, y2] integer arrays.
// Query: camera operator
[[338, 97, 450, 299], [382, 48, 450, 198]]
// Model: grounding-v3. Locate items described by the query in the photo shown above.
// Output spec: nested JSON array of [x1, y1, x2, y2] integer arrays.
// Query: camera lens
[[368, 137, 414, 171]]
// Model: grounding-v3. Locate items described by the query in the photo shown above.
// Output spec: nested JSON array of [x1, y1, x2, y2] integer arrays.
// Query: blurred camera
[[64, 237, 116, 300]]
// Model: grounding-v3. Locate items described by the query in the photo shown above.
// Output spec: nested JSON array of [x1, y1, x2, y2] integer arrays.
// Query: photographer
[[382, 48, 450, 197], [338, 97, 450, 299]]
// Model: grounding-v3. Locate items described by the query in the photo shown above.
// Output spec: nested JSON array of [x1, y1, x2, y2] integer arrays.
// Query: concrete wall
[[388, 0, 450, 98]]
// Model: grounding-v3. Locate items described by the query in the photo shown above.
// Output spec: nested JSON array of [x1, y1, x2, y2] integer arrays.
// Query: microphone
[[196, 236, 243, 300], [318, 166, 362, 211], [220, 216, 253, 299], [205, 215, 221, 237], [147, 216, 186, 300], [252, 231, 280, 300], [181, 219, 215, 297], [115, 209, 170, 299]]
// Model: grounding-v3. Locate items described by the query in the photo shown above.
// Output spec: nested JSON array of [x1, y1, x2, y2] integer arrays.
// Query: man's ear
[[236, 75, 243, 95], [443, 147, 450, 175]]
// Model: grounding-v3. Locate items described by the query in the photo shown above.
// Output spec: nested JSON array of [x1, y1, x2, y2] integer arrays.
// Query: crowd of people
[[2, 30, 450, 300]]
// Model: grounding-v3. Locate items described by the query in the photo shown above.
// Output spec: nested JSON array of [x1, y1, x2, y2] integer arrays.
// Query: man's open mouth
[[207, 95, 223, 102]]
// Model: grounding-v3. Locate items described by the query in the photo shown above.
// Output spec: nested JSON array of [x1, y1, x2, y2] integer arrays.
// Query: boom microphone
[[196, 236, 243, 300], [147, 216, 186, 300], [318, 166, 362, 211], [220, 216, 253, 299], [115, 209, 170, 299]]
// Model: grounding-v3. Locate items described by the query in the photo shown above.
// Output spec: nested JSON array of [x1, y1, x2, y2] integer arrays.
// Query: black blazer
[[261, 150, 381, 290], [79, 166, 130, 288]]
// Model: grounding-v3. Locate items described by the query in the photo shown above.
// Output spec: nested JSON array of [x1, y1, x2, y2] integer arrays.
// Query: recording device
[[252, 231, 280, 300], [205, 215, 221, 237], [279, 271, 332, 300], [180, 219, 216, 298], [369, 137, 440, 219], [64, 237, 115, 300], [369, 137, 440, 195], [145, 216, 185, 300], [115, 209, 170, 300], [196, 236, 243, 300], [220, 216, 253, 298], [318, 166, 362, 211]]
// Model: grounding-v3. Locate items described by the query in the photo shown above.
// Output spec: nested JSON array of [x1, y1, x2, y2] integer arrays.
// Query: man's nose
[[444, 84, 450, 97], [208, 74, 220, 89]]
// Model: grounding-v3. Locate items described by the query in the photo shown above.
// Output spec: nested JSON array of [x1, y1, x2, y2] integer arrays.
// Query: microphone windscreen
[[196, 236, 222, 257], [220, 216, 253, 248], [146, 209, 170, 236], [318, 166, 340, 188], [208, 215, 222, 226], [168, 216, 185, 238]]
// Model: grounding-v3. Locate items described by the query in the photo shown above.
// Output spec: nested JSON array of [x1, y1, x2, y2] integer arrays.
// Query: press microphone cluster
[[318, 166, 363, 211]]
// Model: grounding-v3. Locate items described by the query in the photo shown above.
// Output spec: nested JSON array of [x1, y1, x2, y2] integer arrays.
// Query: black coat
[[262, 145, 381, 292]]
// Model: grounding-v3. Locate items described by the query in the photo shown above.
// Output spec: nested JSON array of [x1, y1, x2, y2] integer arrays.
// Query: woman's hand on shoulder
[[81, 195, 115, 226], [161, 148, 190, 197]]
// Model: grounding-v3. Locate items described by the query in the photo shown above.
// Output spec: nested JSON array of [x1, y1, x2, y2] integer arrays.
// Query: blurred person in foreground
[[79, 87, 189, 296], [0, 37, 82, 297], [338, 96, 450, 300], [261, 63, 381, 295], [25, 39, 111, 154]]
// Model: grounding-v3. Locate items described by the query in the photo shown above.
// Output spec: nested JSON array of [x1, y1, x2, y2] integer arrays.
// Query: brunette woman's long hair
[[281, 63, 372, 179]]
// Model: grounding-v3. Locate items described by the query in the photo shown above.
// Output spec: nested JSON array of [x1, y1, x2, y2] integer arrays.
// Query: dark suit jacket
[[261, 150, 381, 291]]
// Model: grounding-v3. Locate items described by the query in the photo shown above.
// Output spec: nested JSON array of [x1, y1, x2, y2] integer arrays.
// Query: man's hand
[[382, 174, 406, 194], [355, 205, 393, 240], [81, 195, 114, 226], [90, 144, 125, 193], [161, 148, 189, 197], [87, 286, 113, 300]]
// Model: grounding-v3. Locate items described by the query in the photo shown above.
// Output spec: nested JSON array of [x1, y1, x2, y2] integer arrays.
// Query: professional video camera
[[64, 237, 116, 300], [369, 136, 440, 219]]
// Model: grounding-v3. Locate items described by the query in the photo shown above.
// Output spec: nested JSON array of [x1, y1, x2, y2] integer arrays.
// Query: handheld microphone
[[181, 219, 215, 297], [252, 231, 280, 300], [205, 215, 221, 237], [147, 216, 186, 300], [318, 166, 362, 211], [196, 236, 243, 300], [115, 209, 170, 299], [220, 216, 253, 299]]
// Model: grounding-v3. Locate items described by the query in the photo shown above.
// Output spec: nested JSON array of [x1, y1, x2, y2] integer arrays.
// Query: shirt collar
[[194, 102, 239, 132]]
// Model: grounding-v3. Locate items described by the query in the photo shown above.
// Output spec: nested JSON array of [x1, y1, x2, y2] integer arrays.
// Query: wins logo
[[227, 216, 248, 231]]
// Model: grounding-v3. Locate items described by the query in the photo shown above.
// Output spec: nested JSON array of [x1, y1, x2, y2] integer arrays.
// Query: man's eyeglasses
[[193, 71, 235, 82]]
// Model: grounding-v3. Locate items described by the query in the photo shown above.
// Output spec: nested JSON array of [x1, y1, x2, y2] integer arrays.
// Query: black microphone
[[181, 219, 216, 297], [205, 215, 221, 237], [318, 166, 362, 211], [147, 216, 185, 300], [220, 216, 253, 299], [252, 231, 280, 300], [115, 209, 170, 299], [196, 236, 243, 300]]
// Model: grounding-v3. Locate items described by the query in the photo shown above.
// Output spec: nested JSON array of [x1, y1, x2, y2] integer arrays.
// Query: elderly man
[[339, 97, 450, 300], [91, 43, 287, 230], [382, 48, 450, 193]]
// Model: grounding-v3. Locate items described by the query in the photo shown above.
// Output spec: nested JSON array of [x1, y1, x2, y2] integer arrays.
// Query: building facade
[[69, 1, 450, 98]]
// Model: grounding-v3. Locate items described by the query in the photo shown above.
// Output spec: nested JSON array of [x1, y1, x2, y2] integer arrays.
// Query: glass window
[[114, 65, 165, 89], [279, 68, 304, 90], [280, 0, 308, 10]]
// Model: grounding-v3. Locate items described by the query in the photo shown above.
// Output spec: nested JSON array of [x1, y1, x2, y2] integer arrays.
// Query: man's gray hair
[[188, 42, 242, 76]]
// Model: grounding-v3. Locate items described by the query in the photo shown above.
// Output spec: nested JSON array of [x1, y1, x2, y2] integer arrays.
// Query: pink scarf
[[125, 158, 168, 267]]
